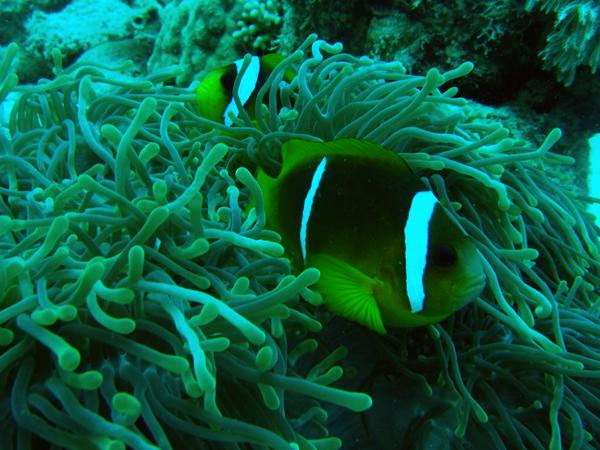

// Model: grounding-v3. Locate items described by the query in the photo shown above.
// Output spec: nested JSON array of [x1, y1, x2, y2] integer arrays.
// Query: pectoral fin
[[310, 254, 386, 334]]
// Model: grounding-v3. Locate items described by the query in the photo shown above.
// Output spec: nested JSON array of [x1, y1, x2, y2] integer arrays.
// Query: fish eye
[[220, 70, 236, 91], [431, 243, 458, 268]]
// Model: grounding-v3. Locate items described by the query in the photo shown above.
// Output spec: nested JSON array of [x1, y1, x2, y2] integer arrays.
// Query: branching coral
[[232, 0, 283, 52], [1, 33, 599, 449]]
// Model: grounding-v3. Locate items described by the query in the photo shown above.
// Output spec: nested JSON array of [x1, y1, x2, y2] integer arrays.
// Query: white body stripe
[[300, 157, 328, 262], [223, 56, 260, 126], [404, 190, 438, 313]]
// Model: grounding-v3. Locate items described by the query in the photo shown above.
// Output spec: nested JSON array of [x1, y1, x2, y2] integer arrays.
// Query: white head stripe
[[300, 157, 327, 262], [404, 190, 438, 313], [223, 56, 260, 126]]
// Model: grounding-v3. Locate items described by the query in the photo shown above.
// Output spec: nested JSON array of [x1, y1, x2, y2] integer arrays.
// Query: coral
[[365, 0, 517, 72], [147, 0, 236, 85], [147, 0, 282, 84], [232, 0, 283, 52], [526, 0, 600, 84], [0, 2, 28, 47], [0, 0, 70, 14], [281, 0, 371, 54], [0, 0, 74, 47], [1, 33, 600, 449], [365, 10, 424, 69], [24, 0, 159, 63]]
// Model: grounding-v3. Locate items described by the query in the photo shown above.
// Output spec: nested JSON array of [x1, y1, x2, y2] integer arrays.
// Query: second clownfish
[[195, 53, 295, 126]]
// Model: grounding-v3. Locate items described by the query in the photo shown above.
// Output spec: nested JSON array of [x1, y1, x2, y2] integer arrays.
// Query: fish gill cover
[[0, 34, 599, 449]]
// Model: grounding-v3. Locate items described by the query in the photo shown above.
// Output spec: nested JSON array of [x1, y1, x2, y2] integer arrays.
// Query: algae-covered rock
[[24, 0, 159, 64]]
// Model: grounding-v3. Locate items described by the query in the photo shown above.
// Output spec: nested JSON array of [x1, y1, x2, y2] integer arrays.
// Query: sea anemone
[[1, 34, 599, 449]]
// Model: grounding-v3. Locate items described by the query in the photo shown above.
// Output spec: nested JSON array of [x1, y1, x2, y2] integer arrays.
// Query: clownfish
[[257, 139, 486, 333], [195, 53, 295, 126]]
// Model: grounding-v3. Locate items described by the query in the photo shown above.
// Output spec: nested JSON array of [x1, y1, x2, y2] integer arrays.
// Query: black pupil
[[220, 70, 236, 92], [432, 244, 458, 268]]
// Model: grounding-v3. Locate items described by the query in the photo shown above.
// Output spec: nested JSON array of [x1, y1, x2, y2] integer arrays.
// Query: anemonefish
[[257, 139, 487, 333], [195, 53, 295, 126]]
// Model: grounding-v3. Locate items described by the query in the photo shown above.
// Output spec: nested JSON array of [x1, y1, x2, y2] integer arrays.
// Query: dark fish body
[[258, 139, 486, 332]]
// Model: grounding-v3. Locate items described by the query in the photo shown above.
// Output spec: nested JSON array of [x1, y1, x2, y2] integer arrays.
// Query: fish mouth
[[452, 274, 487, 300]]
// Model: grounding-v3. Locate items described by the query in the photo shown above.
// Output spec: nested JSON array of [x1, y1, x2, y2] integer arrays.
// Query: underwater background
[[1, 1, 600, 449]]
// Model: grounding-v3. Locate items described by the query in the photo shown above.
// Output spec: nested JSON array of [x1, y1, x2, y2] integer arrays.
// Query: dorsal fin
[[259, 53, 296, 83], [280, 138, 413, 179]]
